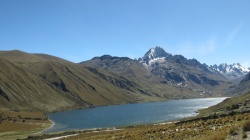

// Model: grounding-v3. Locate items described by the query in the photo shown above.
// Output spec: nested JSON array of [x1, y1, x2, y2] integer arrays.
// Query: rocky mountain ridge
[[209, 63, 250, 79], [136, 47, 233, 95], [83, 47, 236, 98], [139, 47, 249, 80]]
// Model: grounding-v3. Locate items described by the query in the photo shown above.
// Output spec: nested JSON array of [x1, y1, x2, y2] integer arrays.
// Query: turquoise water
[[43, 98, 226, 133]]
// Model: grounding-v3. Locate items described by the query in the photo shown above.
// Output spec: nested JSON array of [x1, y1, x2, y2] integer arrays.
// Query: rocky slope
[[228, 72, 250, 95], [239, 72, 250, 87], [81, 55, 182, 99], [138, 47, 233, 96], [139, 47, 249, 82]]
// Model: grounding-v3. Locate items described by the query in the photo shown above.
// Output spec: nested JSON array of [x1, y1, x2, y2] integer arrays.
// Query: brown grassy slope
[[33, 53, 72, 63], [0, 110, 51, 140], [0, 50, 45, 63], [0, 57, 77, 111], [0, 50, 69, 63], [24, 61, 140, 107], [0, 50, 150, 111]]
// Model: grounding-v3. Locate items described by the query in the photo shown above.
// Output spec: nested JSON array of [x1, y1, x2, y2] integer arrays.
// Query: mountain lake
[[43, 97, 227, 133]]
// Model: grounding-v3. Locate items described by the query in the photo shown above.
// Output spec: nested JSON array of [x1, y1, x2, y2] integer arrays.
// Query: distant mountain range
[[0, 47, 250, 111], [209, 63, 250, 79], [139, 46, 249, 80], [137, 47, 250, 95]]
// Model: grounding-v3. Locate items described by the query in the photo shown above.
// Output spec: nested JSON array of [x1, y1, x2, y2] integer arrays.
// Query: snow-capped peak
[[209, 63, 250, 79], [139, 46, 172, 65]]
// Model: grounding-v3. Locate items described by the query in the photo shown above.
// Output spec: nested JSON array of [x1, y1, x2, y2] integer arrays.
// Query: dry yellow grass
[[0, 121, 38, 132], [0, 110, 51, 140]]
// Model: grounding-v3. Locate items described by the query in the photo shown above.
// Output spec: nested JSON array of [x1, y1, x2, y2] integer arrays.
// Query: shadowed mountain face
[[228, 72, 250, 95], [239, 72, 250, 89]]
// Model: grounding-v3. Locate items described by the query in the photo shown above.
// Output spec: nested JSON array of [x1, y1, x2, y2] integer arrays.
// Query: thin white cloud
[[226, 24, 243, 46]]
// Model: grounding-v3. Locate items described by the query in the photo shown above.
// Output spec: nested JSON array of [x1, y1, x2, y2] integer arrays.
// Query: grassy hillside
[[0, 50, 68, 63], [24, 61, 140, 106], [0, 57, 77, 111], [0, 50, 165, 111]]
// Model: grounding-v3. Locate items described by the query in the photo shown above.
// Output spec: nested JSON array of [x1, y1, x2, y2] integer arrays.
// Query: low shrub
[[228, 126, 238, 136], [242, 132, 247, 139], [243, 121, 250, 132]]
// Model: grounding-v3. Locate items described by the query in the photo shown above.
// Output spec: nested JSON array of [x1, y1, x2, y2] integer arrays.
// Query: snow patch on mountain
[[148, 57, 166, 65]]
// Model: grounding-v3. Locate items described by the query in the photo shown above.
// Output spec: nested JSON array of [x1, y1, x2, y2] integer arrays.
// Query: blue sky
[[0, 0, 250, 67]]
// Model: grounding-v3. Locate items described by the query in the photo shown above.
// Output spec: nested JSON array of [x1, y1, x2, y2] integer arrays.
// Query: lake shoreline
[[29, 97, 229, 140], [35, 112, 250, 140], [40, 119, 55, 134], [42, 97, 227, 134]]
